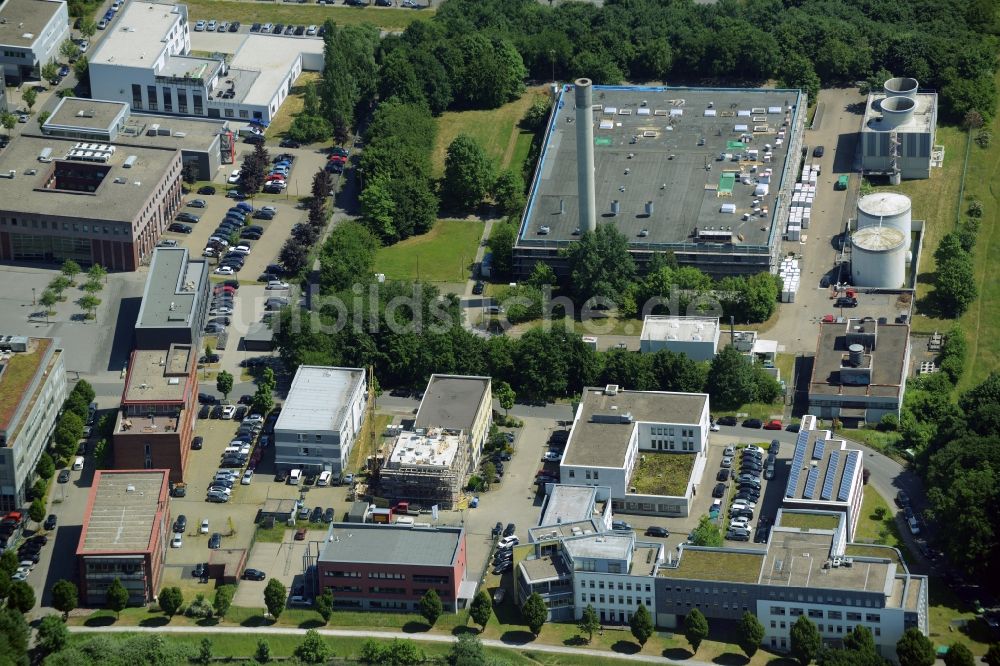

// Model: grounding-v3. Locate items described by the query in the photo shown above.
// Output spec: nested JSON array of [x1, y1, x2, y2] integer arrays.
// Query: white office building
[[0, 0, 70, 83], [88, 1, 323, 123], [560, 385, 710, 517], [639, 316, 720, 360], [274, 366, 367, 475]]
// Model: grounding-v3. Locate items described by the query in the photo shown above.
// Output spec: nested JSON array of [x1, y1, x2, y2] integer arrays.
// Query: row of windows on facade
[[612, 500, 682, 514], [130, 83, 254, 118], [649, 427, 696, 437], [650, 439, 696, 451], [326, 585, 453, 597], [666, 584, 882, 608], [0, 217, 131, 235], [583, 579, 652, 593], [583, 593, 652, 607], [770, 606, 881, 622], [770, 619, 882, 636], [323, 571, 450, 584], [2, 50, 26, 58]]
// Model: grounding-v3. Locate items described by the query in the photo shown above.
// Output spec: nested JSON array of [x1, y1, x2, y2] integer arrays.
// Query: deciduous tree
[[522, 592, 547, 635], [469, 589, 493, 631], [683, 608, 708, 654], [564, 224, 637, 305], [578, 603, 600, 643], [790, 615, 821, 665], [444, 134, 495, 210], [157, 586, 183, 618], [263, 578, 285, 620], [7, 581, 35, 613], [944, 643, 975, 666], [630, 604, 654, 646], [294, 629, 331, 664], [738, 611, 765, 658], [896, 627, 935, 666], [35, 615, 68, 655], [216, 370, 233, 401], [419, 589, 443, 626], [213, 584, 235, 619], [52, 579, 78, 619]]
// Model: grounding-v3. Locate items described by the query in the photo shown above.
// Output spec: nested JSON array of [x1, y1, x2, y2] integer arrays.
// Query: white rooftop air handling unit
[[883, 77, 919, 100], [857, 192, 912, 250], [574, 79, 597, 234], [851, 226, 907, 288], [879, 96, 916, 128]]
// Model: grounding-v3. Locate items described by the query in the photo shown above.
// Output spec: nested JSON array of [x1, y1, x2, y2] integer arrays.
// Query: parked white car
[[213, 266, 234, 276], [497, 535, 519, 549], [227, 169, 241, 184], [729, 517, 750, 530], [171, 533, 183, 548], [541, 451, 561, 462], [221, 405, 237, 419], [241, 470, 253, 485], [200, 519, 210, 534]]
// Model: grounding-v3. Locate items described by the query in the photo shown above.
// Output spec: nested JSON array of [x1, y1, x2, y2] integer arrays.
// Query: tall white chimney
[[575, 78, 597, 234]]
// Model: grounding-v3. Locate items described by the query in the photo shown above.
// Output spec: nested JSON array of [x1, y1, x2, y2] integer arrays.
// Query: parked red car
[[763, 419, 783, 430]]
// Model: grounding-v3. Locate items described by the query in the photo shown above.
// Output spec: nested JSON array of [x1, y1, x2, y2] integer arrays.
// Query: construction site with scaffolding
[[376, 428, 471, 510]]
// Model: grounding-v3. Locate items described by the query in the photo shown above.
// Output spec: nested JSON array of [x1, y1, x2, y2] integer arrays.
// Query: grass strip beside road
[[183, 0, 430, 31]]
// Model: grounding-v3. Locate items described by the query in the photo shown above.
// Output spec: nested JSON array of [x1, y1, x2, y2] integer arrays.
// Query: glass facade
[[11, 233, 92, 264]]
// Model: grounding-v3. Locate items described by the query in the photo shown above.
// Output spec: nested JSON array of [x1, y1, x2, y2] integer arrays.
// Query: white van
[[288, 468, 301, 485], [72, 456, 84, 470], [38, 147, 53, 163], [317, 471, 332, 487]]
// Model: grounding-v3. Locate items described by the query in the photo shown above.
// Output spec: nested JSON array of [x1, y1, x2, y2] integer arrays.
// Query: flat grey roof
[[529, 518, 603, 543], [0, 135, 180, 221], [518, 84, 803, 250], [414, 374, 490, 432], [229, 34, 323, 106], [641, 315, 719, 343], [0, 0, 63, 48], [539, 485, 598, 527], [318, 524, 462, 567], [44, 97, 128, 133], [158, 54, 221, 82], [275, 366, 364, 433], [564, 532, 633, 561], [809, 322, 909, 398], [122, 345, 193, 404], [135, 248, 207, 330], [562, 388, 708, 468], [761, 529, 892, 594], [79, 470, 167, 554], [519, 555, 571, 583], [90, 1, 182, 68]]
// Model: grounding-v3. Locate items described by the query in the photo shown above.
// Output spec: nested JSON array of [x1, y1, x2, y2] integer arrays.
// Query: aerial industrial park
[[0, 0, 995, 664]]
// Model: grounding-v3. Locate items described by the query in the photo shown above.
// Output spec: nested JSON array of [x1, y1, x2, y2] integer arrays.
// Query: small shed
[[259, 498, 297, 524], [208, 548, 247, 585]]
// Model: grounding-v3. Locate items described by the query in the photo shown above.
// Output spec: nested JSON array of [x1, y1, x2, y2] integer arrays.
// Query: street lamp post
[[31, 287, 36, 305]]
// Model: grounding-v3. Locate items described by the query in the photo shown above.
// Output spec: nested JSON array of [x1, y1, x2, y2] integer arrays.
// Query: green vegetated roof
[[845, 543, 903, 566], [778, 512, 841, 531], [631, 452, 696, 497], [659, 549, 763, 584]]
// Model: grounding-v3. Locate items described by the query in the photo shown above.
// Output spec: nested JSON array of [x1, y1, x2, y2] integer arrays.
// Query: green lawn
[[432, 88, 547, 177], [852, 487, 915, 565], [630, 452, 696, 496], [374, 220, 484, 282], [265, 71, 323, 141], [840, 427, 906, 463], [183, 0, 430, 30]]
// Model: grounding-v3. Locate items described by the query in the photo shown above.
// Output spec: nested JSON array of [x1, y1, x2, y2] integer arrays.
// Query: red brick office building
[[315, 524, 468, 612], [76, 470, 170, 606], [112, 344, 197, 483]]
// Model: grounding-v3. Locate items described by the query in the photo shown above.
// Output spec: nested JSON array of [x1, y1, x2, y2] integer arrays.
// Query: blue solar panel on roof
[[803, 467, 819, 499], [838, 451, 859, 501], [821, 451, 840, 500], [812, 438, 825, 460], [786, 436, 809, 498]]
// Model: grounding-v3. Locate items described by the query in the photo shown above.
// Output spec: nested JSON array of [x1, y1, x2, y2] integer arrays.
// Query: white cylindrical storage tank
[[851, 226, 907, 288], [879, 96, 916, 128], [857, 192, 912, 250], [883, 77, 919, 99]]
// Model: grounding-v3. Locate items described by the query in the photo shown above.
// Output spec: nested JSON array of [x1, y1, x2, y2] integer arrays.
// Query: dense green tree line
[[426, 0, 997, 119]]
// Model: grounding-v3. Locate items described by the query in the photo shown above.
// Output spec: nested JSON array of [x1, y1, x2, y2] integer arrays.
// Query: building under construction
[[378, 428, 469, 509]]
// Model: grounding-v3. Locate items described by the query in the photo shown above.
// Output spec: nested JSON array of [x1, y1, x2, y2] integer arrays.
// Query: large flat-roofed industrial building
[[807, 318, 910, 425], [314, 523, 468, 612], [42, 97, 235, 179], [76, 469, 171, 605], [134, 247, 209, 348], [861, 78, 938, 182], [0, 0, 70, 83], [514, 83, 806, 279], [0, 337, 66, 511], [0, 135, 182, 270]]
